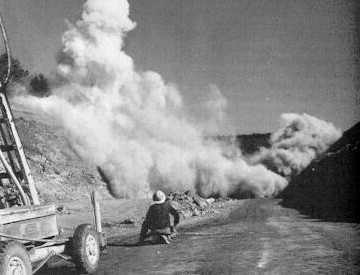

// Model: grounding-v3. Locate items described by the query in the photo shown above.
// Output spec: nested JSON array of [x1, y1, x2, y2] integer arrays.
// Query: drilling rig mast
[[0, 9, 39, 207]]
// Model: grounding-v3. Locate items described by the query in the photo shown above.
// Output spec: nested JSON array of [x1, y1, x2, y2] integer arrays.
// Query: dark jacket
[[140, 200, 180, 240]]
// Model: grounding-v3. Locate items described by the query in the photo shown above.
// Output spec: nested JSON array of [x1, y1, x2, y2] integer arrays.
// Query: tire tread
[[71, 223, 100, 274], [0, 241, 31, 275]]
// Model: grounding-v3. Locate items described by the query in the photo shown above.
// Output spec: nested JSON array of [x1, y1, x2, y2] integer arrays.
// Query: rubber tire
[[71, 224, 100, 274], [0, 241, 32, 275]]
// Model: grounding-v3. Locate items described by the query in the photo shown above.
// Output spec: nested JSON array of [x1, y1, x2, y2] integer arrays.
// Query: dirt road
[[41, 199, 360, 274]]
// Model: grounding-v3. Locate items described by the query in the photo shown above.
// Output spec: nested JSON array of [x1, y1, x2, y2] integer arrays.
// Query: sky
[[0, 0, 359, 134]]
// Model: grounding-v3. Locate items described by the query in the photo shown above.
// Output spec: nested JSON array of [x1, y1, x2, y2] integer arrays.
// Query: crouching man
[[139, 190, 180, 244]]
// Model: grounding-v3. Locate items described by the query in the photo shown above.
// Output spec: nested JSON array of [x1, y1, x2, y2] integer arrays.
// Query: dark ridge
[[327, 121, 360, 153], [236, 133, 271, 155], [212, 133, 271, 155], [280, 122, 360, 223]]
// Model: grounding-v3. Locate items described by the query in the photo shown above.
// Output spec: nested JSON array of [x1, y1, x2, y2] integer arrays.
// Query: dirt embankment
[[281, 122, 360, 222], [14, 109, 111, 203]]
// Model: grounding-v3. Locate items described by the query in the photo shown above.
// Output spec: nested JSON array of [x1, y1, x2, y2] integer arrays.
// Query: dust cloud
[[250, 113, 342, 178], [14, 0, 340, 199]]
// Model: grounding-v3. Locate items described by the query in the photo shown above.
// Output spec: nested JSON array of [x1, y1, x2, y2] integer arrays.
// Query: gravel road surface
[[40, 199, 360, 274]]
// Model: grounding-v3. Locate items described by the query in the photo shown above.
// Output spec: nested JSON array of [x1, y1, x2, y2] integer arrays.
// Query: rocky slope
[[281, 122, 360, 222], [13, 106, 111, 203]]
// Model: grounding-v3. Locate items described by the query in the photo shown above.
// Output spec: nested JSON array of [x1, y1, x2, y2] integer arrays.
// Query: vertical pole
[[91, 191, 102, 233]]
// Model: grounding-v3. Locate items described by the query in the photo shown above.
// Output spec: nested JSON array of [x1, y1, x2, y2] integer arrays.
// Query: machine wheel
[[71, 224, 100, 274], [0, 241, 32, 275]]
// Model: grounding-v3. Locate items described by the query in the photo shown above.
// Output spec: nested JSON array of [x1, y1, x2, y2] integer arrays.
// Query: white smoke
[[13, 0, 289, 199], [250, 113, 342, 177], [202, 84, 232, 136]]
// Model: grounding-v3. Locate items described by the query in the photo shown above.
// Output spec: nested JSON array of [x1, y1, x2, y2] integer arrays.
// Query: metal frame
[[0, 8, 39, 205]]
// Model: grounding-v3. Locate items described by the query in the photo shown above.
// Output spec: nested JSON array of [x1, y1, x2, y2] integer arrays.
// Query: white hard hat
[[153, 190, 166, 204]]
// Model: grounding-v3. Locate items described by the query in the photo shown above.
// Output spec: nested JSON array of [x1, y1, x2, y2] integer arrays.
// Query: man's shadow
[[108, 232, 174, 247]]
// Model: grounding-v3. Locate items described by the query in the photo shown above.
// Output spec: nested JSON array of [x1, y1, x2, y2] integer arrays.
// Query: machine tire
[[71, 224, 100, 274], [0, 241, 32, 275]]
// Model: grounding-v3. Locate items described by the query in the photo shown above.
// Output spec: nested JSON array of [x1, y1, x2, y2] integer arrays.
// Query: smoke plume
[[250, 113, 342, 178], [12, 0, 291, 199], [16, 1, 341, 199], [202, 84, 232, 136]]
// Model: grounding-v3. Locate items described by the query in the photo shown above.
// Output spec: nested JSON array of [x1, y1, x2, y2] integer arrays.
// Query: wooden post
[[91, 191, 102, 233]]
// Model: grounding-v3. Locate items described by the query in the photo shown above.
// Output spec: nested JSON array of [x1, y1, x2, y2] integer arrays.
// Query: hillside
[[281, 122, 360, 222], [13, 106, 111, 203]]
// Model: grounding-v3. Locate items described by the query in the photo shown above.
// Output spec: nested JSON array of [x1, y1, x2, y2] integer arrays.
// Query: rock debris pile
[[167, 191, 221, 219]]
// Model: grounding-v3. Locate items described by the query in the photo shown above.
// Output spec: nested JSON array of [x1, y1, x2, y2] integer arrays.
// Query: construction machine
[[0, 8, 106, 275]]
